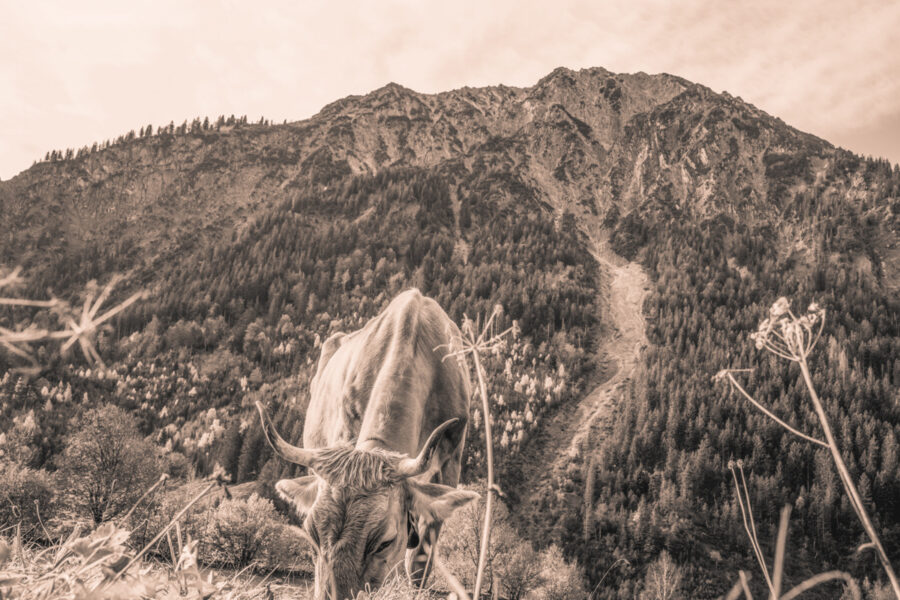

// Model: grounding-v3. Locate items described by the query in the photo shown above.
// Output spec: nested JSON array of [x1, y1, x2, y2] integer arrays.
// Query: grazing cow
[[256, 289, 478, 600]]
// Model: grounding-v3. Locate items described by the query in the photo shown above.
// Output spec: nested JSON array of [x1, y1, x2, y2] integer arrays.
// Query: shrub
[[495, 536, 542, 600], [142, 486, 313, 573], [529, 544, 587, 600], [0, 462, 54, 540], [439, 487, 586, 599], [56, 404, 164, 524], [640, 551, 684, 600], [203, 493, 280, 568]]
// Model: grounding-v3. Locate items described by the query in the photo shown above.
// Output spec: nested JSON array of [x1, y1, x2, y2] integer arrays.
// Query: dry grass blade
[[739, 570, 754, 599], [780, 571, 861, 600], [589, 558, 630, 600], [0, 266, 24, 290], [725, 579, 746, 600], [0, 298, 60, 308], [729, 463, 773, 596], [771, 506, 790, 599]]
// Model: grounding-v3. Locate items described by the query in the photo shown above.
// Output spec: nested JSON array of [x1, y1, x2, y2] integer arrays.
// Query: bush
[[0, 462, 54, 540], [439, 486, 586, 599], [640, 551, 683, 600], [529, 544, 587, 600], [56, 404, 164, 524], [203, 493, 280, 568], [201, 492, 313, 572], [495, 536, 542, 600], [141, 485, 313, 573]]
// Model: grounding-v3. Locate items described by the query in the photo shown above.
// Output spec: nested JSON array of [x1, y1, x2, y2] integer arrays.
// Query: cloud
[[1, 0, 898, 179]]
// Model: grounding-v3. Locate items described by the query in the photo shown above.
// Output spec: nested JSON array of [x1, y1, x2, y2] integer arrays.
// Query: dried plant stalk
[[720, 298, 898, 598], [0, 266, 144, 374], [442, 304, 516, 599]]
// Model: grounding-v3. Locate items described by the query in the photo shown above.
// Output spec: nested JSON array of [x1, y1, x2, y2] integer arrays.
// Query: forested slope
[[2, 66, 899, 598]]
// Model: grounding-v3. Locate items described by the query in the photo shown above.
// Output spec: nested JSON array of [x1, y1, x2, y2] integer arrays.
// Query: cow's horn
[[396, 418, 460, 478], [255, 401, 318, 467]]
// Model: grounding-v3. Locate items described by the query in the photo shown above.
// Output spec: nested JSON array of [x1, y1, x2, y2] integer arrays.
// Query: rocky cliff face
[[3, 66, 900, 598], [8, 65, 896, 298]]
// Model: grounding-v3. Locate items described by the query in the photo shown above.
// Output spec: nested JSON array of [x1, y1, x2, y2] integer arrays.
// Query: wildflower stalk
[[471, 349, 493, 600], [441, 304, 516, 599], [796, 357, 900, 598], [721, 298, 899, 598]]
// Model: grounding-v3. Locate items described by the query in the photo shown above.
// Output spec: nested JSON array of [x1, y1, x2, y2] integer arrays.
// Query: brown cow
[[256, 289, 477, 600]]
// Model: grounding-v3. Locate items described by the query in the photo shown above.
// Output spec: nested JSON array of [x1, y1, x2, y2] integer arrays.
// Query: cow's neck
[[355, 391, 427, 456], [347, 302, 437, 456]]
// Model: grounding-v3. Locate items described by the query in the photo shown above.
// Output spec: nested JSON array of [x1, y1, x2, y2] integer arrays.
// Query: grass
[[0, 474, 290, 600]]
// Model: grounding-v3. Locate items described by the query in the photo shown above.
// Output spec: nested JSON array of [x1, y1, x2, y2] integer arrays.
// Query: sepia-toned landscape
[[1, 9, 899, 599]]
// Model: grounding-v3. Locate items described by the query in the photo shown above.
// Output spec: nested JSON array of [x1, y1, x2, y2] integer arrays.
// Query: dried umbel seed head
[[769, 297, 790, 318], [751, 317, 775, 349], [461, 314, 475, 338]]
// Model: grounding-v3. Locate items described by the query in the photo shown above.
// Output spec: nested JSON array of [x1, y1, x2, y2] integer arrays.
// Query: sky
[[1, 0, 899, 180]]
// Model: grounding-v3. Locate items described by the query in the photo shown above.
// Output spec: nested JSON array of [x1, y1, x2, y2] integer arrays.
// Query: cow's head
[[255, 402, 477, 600]]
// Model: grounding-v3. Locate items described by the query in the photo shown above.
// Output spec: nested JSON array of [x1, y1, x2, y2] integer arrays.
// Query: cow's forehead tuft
[[313, 444, 404, 490], [311, 486, 396, 550]]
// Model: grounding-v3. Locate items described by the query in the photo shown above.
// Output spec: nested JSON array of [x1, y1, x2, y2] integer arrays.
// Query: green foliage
[[0, 462, 54, 540], [203, 493, 299, 569], [56, 404, 164, 524], [577, 165, 900, 597]]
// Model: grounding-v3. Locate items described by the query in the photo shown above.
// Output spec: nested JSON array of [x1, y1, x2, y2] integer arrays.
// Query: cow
[[255, 289, 478, 600]]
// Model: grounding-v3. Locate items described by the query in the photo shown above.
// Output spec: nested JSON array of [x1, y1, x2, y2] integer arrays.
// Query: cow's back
[[303, 289, 470, 461]]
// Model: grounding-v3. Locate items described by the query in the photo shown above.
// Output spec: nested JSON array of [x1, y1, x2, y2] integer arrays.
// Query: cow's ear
[[407, 480, 479, 525], [275, 475, 320, 517]]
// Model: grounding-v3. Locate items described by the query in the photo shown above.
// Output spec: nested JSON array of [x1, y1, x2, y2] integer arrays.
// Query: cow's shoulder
[[381, 288, 459, 343], [381, 288, 426, 342], [312, 331, 348, 389]]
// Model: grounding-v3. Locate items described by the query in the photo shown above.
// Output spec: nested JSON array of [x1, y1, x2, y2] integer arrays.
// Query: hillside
[[1, 66, 899, 598]]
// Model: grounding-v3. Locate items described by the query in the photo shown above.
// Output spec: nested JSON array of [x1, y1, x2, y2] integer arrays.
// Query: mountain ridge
[[2, 66, 899, 599], [2, 63, 864, 294]]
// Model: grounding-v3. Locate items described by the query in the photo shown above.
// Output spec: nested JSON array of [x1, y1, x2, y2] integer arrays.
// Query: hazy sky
[[2, 0, 898, 180]]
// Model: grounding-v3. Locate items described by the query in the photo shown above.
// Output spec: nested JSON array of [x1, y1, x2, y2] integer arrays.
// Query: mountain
[[1, 66, 899, 598]]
